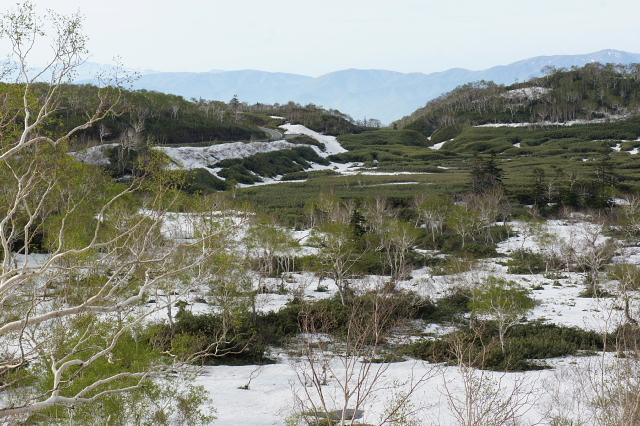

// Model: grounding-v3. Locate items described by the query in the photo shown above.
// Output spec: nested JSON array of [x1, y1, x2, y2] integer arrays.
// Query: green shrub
[[506, 250, 546, 274], [338, 130, 430, 149], [280, 169, 340, 181], [288, 135, 327, 152], [430, 126, 463, 144], [182, 168, 228, 193], [215, 146, 330, 183], [402, 322, 610, 371], [217, 164, 262, 184]]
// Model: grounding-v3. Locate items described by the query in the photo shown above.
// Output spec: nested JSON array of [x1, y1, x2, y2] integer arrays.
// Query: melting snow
[[148, 214, 640, 425], [279, 124, 347, 156], [159, 140, 308, 170], [72, 143, 119, 166], [501, 86, 550, 100]]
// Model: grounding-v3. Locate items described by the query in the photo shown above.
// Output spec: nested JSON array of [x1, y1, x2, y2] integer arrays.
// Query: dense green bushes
[[214, 146, 330, 182], [182, 168, 228, 193], [506, 250, 547, 274], [338, 130, 431, 149], [437, 121, 640, 154], [40, 85, 266, 146], [165, 291, 433, 365], [403, 322, 610, 371], [279, 170, 340, 181], [398, 64, 640, 138]]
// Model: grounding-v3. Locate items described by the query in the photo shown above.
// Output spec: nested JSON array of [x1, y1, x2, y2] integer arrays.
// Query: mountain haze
[[78, 49, 640, 125]]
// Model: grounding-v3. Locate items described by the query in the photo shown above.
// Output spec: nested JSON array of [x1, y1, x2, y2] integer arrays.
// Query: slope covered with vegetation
[[396, 63, 640, 139]]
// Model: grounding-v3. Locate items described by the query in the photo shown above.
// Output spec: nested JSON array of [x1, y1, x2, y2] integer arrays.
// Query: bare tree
[[309, 222, 361, 305], [413, 195, 451, 245], [443, 329, 538, 426], [289, 280, 433, 426], [619, 194, 640, 241], [447, 205, 483, 248], [378, 218, 420, 286], [574, 220, 619, 293], [0, 3, 229, 421]]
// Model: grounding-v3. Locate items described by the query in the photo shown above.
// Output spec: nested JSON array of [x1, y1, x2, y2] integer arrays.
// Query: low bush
[[506, 249, 546, 274], [215, 146, 330, 182], [433, 226, 509, 257], [403, 322, 610, 371], [338, 130, 430, 149], [288, 135, 327, 152], [182, 168, 228, 193], [280, 169, 340, 181]]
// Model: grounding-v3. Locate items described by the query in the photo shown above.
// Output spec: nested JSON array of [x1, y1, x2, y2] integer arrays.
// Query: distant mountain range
[[76, 49, 640, 125]]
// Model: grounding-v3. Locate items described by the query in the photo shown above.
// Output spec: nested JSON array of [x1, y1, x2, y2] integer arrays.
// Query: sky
[[4, 0, 640, 77]]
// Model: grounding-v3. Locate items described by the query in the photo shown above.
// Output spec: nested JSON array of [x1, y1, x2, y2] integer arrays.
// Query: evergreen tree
[[469, 153, 505, 194]]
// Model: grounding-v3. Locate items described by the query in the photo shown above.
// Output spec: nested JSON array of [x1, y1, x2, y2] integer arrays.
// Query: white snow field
[[159, 140, 308, 170], [171, 217, 639, 426], [280, 124, 347, 156]]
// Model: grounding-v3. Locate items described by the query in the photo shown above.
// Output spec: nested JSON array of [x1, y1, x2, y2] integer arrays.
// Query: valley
[[3, 6, 640, 423]]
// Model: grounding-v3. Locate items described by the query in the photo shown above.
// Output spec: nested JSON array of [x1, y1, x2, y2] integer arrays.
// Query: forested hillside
[[397, 63, 640, 141], [9, 84, 367, 148]]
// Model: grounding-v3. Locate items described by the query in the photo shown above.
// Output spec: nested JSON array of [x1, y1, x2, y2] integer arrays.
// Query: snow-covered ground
[[279, 124, 347, 156], [429, 141, 448, 150], [176, 218, 640, 425], [72, 125, 453, 190], [159, 140, 310, 170], [200, 350, 615, 426], [72, 143, 119, 165]]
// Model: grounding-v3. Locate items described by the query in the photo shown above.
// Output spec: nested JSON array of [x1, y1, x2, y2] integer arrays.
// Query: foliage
[[0, 3, 239, 419], [279, 169, 340, 181], [469, 276, 536, 353], [337, 129, 431, 149], [418, 286, 473, 323], [403, 322, 610, 371], [506, 250, 547, 274], [262, 102, 367, 135], [182, 168, 228, 193], [214, 146, 330, 184], [22, 323, 215, 425], [287, 134, 327, 152], [164, 291, 426, 366], [397, 64, 640, 137]]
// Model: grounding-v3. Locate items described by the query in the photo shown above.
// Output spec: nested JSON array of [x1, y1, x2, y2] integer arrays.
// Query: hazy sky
[[6, 0, 640, 77]]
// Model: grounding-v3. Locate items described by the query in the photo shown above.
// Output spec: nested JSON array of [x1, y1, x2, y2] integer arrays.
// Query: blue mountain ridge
[[76, 49, 640, 125]]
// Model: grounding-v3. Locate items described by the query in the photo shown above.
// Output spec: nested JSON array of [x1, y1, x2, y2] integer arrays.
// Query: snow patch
[[429, 141, 447, 150], [71, 143, 119, 166], [501, 86, 550, 100], [158, 141, 307, 170], [279, 124, 347, 156]]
